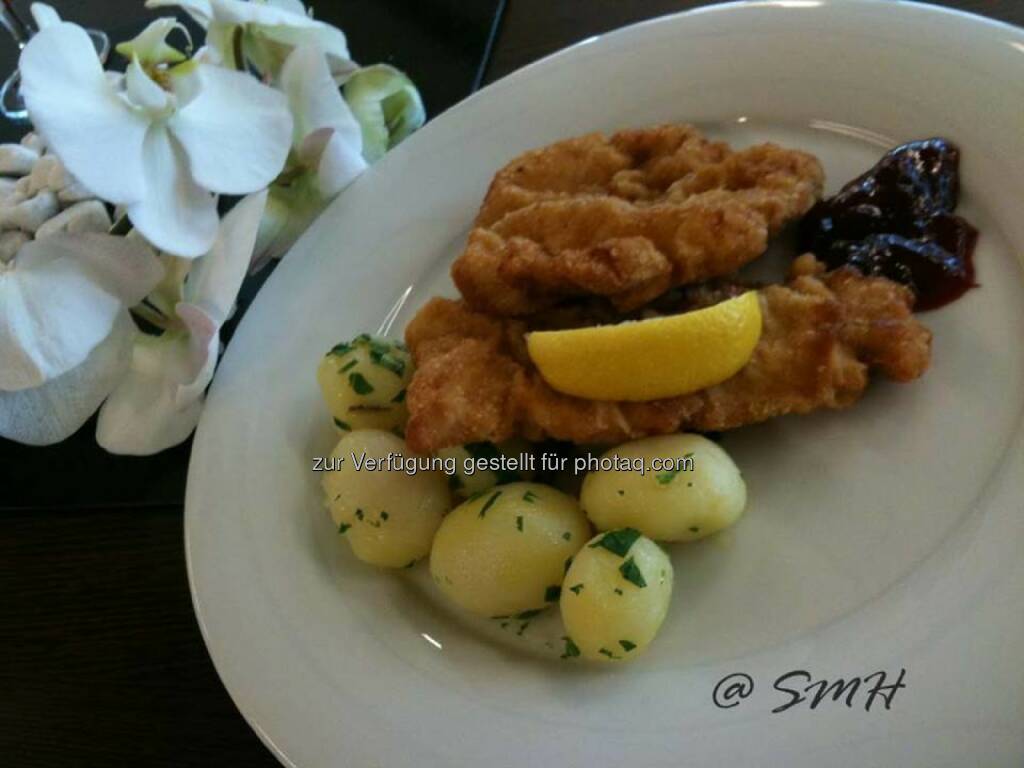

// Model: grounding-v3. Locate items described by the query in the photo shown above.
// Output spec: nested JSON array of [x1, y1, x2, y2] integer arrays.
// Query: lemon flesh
[[526, 291, 762, 401]]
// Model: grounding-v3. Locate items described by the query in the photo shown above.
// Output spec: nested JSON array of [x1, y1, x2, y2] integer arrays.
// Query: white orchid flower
[[19, 15, 293, 258], [0, 234, 164, 444], [251, 43, 367, 269], [147, 0, 356, 81], [96, 191, 267, 455]]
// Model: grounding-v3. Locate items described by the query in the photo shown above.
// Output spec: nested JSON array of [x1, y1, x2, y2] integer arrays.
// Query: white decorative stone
[[0, 177, 19, 204], [0, 190, 59, 232], [58, 178, 93, 205], [0, 144, 39, 176], [20, 132, 46, 154], [28, 154, 63, 195], [0, 230, 28, 263], [36, 200, 112, 239]]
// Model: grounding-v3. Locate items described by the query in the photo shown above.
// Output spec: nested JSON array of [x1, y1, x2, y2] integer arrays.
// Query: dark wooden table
[[2, 1, 1021, 765]]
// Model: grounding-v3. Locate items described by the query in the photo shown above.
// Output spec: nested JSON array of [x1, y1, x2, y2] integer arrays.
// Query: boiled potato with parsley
[[430, 482, 591, 618], [437, 439, 534, 498], [317, 334, 411, 433], [322, 430, 449, 568], [560, 529, 673, 662], [581, 434, 746, 542]]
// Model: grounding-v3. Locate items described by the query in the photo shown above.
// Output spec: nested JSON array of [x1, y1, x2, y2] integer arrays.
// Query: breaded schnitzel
[[451, 125, 824, 316], [404, 256, 931, 454]]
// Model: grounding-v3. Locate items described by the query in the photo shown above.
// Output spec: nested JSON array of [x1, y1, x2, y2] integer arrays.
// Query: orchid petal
[[279, 43, 361, 151], [115, 18, 189, 65], [30, 3, 62, 29], [258, 23, 355, 80], [0, 312, 135, 445], [184, 190, 266, 320], [265, 0, 308, 15], [125, 55, 173, 115], [20, 23, 149, 205], [201, 22, 236, 67], [343, 64, 425, 163], [95, 329, 207, 455], [316, 131, 367, 198], [126, 125, 219, 258], [145, 0, 213, 27], [207, 0, 324, 29], [170, 63, 292, 196], [0, 234, 163, 390]]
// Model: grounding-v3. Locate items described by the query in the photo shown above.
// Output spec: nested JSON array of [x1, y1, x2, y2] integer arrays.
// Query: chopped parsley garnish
[[561, 532, 571, 541], [403, 559, 417, 568], [338, 522, 351, 534], [598, 648, 621, 660], [561, 637, 581, 659], [619, 640, 637, 652], [391, 389, 406, 403], [333, 418, 351, 431], [616, 489, 625, 497], [464, 442, 521, 483], [370, 350, 406, 377], [348, 372, 374, 395], [655, 453, 694, 485], [355, 508, 364, 521], [522, 490, 538, 504], [339, 359, 358, 373], [328, 341, 353, 357], [380, 511, 389, 521], [544, 585, 561, 602], [563, 556, 573, 574], [515, 515, 524, 532], [619, 556, 647, 588], [465, 489, 487, 503], [613, 588, 623, 596], [516, 622, 530, 636], [516, 609, 543, 620], [589, 528, 642, 558], [688, 526, 700, 534], [568, 583, 584, 595], [348, 404, 390, 413], [478, 490, 502, 518]]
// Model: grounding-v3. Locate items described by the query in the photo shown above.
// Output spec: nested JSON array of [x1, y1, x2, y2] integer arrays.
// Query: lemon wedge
[[526, 291, 762, 401]]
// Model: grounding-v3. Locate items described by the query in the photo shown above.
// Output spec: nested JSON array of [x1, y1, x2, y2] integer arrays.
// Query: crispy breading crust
[[451, 125, 824, 316], [404, 256, 931, 454]]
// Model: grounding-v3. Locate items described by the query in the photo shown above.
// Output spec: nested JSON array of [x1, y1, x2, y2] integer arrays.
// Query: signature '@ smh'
[[712, 669, 907, 713]]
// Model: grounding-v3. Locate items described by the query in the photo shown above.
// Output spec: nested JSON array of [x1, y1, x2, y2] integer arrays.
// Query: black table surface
[[3, 1, 1021, 765]]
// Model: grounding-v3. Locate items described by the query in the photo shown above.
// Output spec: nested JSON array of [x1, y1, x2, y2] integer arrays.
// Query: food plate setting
[[186, 1, 1024, 766]]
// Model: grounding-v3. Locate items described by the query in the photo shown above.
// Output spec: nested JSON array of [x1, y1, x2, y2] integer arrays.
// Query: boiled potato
[[560, 529, 673, 662], [430, 482, 591, 618], [581, 434, 746, 542], [317, 334, 411, 434], [437, 439, 534, 497], [322, 430, 449, 568]]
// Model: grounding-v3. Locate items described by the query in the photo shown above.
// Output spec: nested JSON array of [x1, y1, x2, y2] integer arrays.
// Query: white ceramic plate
[[185, 2, 1024, 765]]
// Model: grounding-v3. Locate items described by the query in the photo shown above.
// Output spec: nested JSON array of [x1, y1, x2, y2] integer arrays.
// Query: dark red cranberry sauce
[[799, 138, 978, 311]]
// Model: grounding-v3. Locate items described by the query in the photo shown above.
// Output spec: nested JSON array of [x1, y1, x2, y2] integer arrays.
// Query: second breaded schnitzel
[[404, 256, 931, 454], [451, 125, 824, 316]]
